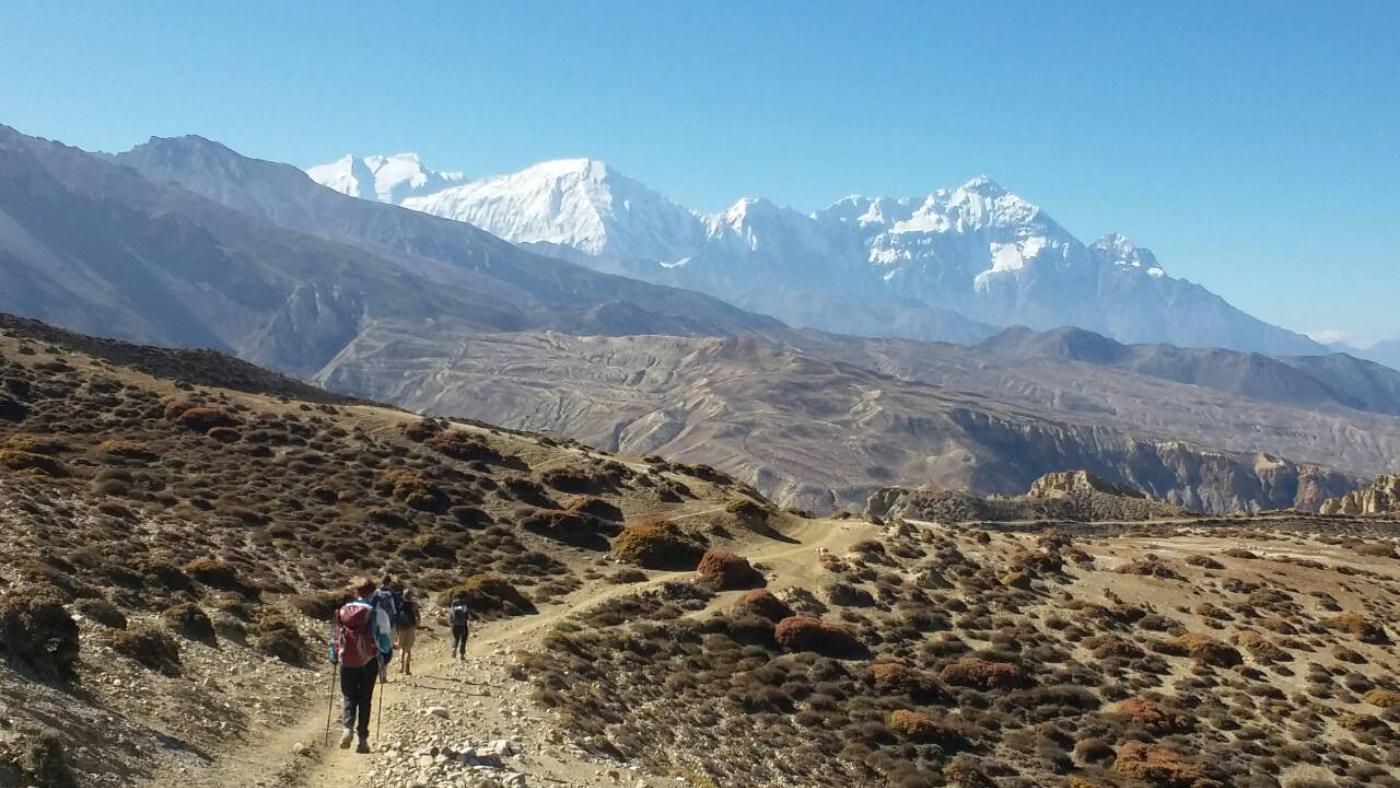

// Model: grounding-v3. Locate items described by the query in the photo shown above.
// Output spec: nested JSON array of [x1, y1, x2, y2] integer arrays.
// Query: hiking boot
[[338, 728, 353, 750], [355, 738, 371, 754]]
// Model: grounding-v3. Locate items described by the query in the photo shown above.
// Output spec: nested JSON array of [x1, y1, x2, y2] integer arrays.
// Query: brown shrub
[[1362, 689, 1400, 709], [519, 508, 616, 549], [291, 589, 355, 621], [1351, 541, 1396, 559], [773, 615, 865, 657], [0, 590, 80, 682], [111, 625, 181, 676], [252, 616, 306, 665], [206, 426, 241, 443], [436, 574, 535, 617], [696, 549, 763, 589], [93, 439, 157, 462], [886, 709, 965, 748], [425, 429, 503, 463], [4, 434, 68, 455], [1170, 633, 1242, 667], [16, 732, 76, 788], [1111, 742, 1203, 787], [175, 406, 238, 432], [161, 603, 216, 645], [1114, 559, 1182, 580], [1105, 696, 1194, 735], [871, 662, 948, 703], [737, 589, 793, 622], [612, 520, 705, 570], [384, 469, 448, 513], [1326, 613, 1388, 644], [1184, 554, 1225, 570], [1236, 631, 1291, 663], [937, 657, 1030, 690], [725, 498, 770, 523], [0, 449, 66, 476]]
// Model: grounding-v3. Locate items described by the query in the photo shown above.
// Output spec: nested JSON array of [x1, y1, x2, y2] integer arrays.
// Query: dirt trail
[[160, 516, 875, 788]]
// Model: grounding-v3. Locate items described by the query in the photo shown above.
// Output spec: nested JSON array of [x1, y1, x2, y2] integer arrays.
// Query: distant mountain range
[[310, 154, 1325, 355], [1, 121, 1397, 513]]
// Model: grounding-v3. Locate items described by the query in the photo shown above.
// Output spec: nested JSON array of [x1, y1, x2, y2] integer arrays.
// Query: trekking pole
[[324, 660, 338, 746], [376, 652, 385, 745], [324, 613, 337, 747]]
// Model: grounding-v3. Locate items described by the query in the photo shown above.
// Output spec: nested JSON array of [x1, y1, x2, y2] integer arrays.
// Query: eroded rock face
[[1322, 475, 1400, 515], [1027, 470, 1142, 500]]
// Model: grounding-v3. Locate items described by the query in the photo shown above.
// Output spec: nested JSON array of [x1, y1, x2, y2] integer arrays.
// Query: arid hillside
[[0, 315, 780, 785], [0, 316, 1399, 788]]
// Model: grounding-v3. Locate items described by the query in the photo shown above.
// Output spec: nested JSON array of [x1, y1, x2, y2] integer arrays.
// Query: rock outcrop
[[1322, 475, 1400, 515], [868, 470, 1189, 524]]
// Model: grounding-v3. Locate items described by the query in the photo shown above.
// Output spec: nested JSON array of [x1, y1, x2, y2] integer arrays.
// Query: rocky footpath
[[318, 624, 683, 788]]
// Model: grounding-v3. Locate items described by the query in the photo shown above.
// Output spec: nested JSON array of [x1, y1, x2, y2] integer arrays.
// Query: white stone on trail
[[426, 705, 450, 719]]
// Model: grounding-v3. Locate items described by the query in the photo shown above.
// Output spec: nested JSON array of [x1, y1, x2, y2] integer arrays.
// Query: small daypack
[[371, 586, 399, 627], [450, 600, 470, 627], [399, 599, 419, 628], [336, 603, 377, 668]]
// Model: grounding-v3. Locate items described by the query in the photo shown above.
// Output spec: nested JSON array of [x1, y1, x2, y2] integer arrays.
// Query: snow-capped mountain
[[306, 153, 464, 204], [401, 158, 707, 265], [307, 155, 1323, 354]]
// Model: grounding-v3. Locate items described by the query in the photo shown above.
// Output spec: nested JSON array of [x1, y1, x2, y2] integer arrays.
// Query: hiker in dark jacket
[[449, 592, 471, 660], [397, 588, 420, 676], [330, 577, 393, 753]]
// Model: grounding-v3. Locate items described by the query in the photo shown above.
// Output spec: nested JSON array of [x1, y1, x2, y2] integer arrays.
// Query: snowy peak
[[306, 154, 376, 200], [1092, 233, 1166, 277], [307, 152, 463, 204], [399, 158, 705, 261]]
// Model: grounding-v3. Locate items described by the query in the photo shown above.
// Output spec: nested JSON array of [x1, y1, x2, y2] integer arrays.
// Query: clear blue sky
[[2, 2, 1397, 343]]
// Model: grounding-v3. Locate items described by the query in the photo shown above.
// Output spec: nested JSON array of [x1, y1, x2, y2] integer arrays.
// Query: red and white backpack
[[336, 603, 377, 668]]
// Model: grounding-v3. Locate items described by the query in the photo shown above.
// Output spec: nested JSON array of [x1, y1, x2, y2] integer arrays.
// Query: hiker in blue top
[[329, 577, 393, 753], [371, 573, 401, 682]]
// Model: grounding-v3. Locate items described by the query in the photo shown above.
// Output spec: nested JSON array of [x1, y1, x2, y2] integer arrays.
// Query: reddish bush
[[697, 549, 763, 589], [737, 589, 793, 622], [937, 657, 1030, 690], [1111, 742, 1203, 786], [1105, 696, 1194, 735], [774, 615, 864, 657]]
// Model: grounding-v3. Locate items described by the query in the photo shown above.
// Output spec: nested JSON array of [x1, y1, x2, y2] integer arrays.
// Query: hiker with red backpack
[[329, 577, 393, 753]]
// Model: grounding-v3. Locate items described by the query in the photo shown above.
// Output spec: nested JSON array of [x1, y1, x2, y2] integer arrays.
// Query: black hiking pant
[[452, 623, 468, 657], [340, 660, 378, 738]]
